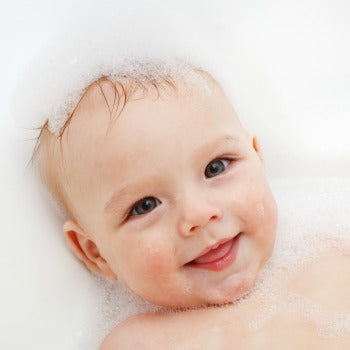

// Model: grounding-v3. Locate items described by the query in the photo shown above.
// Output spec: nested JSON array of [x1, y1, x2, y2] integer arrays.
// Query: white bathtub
[[1, 1, 350, 349]]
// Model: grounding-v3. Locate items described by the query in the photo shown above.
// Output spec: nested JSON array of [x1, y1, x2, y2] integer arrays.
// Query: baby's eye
[[205, 158, 231, 178], [129, 197, 161, 216]]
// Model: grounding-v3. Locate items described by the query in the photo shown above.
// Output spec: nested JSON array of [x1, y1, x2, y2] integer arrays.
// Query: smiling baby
[[30, 61, 350, 349], [36, 67, 277, 307]]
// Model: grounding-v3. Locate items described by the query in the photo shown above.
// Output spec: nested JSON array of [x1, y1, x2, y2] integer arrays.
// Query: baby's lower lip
[[186, 233, 241, 272]]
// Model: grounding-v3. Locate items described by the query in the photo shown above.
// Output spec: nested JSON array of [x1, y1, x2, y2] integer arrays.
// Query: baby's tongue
[[193, 239, 232, 264]]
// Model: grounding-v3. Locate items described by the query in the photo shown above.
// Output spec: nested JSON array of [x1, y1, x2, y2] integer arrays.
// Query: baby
[[36, 67, 277, 304], [33, 64, 350, 349]]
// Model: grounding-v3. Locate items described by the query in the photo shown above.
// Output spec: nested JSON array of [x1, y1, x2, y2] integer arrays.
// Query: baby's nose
[[177, 195, 223, 237]]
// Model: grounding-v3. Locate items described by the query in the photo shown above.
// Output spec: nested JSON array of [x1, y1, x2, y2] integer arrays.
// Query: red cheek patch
[[140, 243, 172, 276]]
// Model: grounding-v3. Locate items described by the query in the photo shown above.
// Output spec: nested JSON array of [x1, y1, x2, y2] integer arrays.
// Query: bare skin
[[100, 251, 350, 349]]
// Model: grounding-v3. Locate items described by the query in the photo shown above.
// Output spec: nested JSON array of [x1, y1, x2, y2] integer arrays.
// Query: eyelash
[[124, 157, 235, 221], [204, 157, 233, 179], [126, 197, 162, 219]]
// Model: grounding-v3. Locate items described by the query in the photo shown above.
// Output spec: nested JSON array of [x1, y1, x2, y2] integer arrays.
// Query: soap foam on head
[[11, 1, 229, 136]]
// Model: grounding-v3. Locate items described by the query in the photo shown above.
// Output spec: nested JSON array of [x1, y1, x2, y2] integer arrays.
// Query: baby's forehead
[[54, 78, 236, 183], [62, 74, 220, 145]]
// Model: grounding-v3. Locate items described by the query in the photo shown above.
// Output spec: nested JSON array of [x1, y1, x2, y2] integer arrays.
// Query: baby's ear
[[63, 220, 117, 281], [248, 133, 264, 163]]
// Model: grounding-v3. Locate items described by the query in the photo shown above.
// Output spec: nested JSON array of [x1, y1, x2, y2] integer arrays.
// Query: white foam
[[11, 1, 231, 136], [68, 275, 162, 350], [249, 291, 350, 339], [245, 179, 350, 340]]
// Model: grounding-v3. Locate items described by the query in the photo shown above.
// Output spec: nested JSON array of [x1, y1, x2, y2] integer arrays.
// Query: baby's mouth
[[186, 233, 241, 271]]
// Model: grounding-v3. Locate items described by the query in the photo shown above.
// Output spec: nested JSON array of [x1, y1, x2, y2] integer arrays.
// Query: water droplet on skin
[[182, 280, 193, 295], [256, 202, 265, 218], [211, 325, 222, 333]]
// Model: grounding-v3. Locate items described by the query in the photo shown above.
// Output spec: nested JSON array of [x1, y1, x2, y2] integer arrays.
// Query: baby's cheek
[[239, 188, 266, 223], [261, 189, 278, 230], [255, 202, 266, 220], [240, 186, 277, 234], [138, 241, 173, 276]]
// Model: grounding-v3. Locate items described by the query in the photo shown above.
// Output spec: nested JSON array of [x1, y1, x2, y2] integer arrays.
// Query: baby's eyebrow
[[104, 187, 129, 215], [196, 134, 240, 154], [104, 176, 162, 215]]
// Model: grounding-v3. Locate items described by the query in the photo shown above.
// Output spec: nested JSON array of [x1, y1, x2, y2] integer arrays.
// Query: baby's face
[[61, 77, 277, 307]]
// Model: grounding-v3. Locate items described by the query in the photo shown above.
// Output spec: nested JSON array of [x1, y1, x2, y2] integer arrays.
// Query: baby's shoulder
[[99, 313, 163, 350], [99, 307, 227, 350], [287, 250, 350, 310]]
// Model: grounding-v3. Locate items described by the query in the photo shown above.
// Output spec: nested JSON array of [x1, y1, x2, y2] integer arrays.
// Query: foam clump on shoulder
[[11, 2, 223, 135]]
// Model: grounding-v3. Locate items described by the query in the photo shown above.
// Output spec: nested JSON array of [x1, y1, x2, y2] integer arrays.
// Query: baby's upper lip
[[187, 236, 235, 264]]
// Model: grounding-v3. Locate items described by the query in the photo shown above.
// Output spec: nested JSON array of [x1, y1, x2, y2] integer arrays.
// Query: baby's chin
[[156, 277, 257, 310], [196, 261, 266, 307], [200, 262, 267, 308], [207, 278, 257, 306], [162, 289, 254, 311]]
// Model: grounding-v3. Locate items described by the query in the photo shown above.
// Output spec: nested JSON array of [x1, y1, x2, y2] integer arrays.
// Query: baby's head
[[35, 65, 277, 308]]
